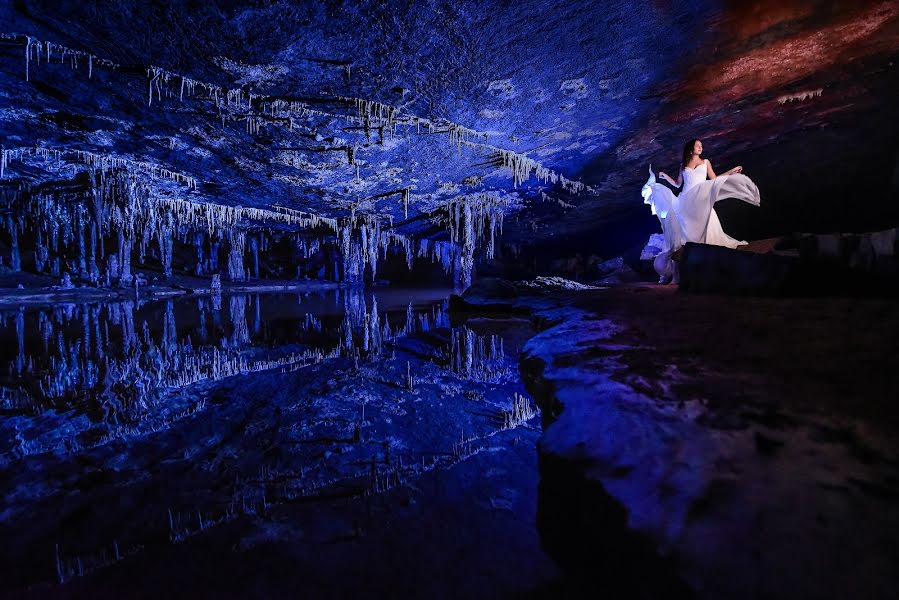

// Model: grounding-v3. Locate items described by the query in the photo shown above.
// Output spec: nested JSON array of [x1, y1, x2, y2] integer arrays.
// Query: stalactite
[[7, 215, 21, 272], [352, 98, 399, 130], [34, 229, 48, 273], [77, 213, 87, 278], [208, 240, 220, 274], [194, 232, 205, 275], [106, 254, 118, 279], [227, 230, 246, 282], [450, 326, 507, 382], [0, 157, 432, 287], [158, 213, 174, 278], [248, 235, 259, 279], [336, 94, 589, 193], [119, 235, 133, 284], [88, 223, 99, 280]]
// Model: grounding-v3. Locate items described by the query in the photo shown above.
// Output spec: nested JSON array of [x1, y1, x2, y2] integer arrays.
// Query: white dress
[[641, 161, 761, 282]]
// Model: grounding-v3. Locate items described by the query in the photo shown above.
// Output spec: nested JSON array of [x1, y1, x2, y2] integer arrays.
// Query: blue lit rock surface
[[453, 278, 899, 599]]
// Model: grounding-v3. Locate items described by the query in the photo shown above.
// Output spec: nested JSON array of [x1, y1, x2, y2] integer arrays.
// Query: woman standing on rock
[[642, 139, 761, 283]]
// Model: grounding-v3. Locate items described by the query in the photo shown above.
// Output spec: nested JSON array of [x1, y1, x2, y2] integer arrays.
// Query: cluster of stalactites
[[0, 170, 336, 283], [143, 66, 369, 131], [445, 122, 484, 150], [0, 169, 431, 286], [347, 97, 399, 130], [0, 145, 349, 240], [494, 149, 587, 194], [0, 150, 499, 289], [442, 193, 512, 288], [146, 66, 258, 111], [416, 239, 455, 274], [0, 145, 198, 189], [6, 33, 120, 82], [10, 34, 368, 138]]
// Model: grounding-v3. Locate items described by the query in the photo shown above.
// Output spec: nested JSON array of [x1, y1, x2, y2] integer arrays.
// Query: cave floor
[[457, 280, 899, 599]]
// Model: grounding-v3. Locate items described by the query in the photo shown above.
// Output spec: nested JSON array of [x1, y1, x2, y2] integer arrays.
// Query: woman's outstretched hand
[[731, 166, 743, 174]]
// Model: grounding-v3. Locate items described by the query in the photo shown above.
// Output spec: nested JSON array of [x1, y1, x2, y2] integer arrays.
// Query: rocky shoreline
[[451, 278, 899, 599]]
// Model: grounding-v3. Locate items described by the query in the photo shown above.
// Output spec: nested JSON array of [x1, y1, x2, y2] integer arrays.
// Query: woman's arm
[[706, 159, 743, 178], [659, 169, 682, 188]]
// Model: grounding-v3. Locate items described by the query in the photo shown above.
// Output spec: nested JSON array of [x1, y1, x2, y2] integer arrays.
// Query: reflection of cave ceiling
[[2, 0, 898, 253]]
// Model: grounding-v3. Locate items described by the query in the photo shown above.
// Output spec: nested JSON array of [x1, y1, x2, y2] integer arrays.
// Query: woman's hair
[[681, 139, 700, 170]]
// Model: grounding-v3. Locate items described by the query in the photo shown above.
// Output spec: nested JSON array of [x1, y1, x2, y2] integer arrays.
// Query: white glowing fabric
[[642, 162, 761, 282]]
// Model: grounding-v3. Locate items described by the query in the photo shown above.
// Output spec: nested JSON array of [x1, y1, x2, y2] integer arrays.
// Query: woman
[[642, 139, 761, 282]]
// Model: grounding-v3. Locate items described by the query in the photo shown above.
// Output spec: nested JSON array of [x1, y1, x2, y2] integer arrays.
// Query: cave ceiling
[[2, 0, 898, 254]]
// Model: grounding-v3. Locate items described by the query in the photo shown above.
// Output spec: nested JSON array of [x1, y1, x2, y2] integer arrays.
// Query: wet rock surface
[[455, 279, 899, 599]]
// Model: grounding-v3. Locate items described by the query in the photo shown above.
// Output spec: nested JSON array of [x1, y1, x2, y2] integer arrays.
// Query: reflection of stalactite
[[163, 300, 177, 356], [121, 301, 136, 351], [16, 307, 25, 375], [253, 294, 261, 335], [502, 393, 537, 429], [1, 292, 456, 452], [449, 326, 507, 383], [229, 295, 249, 347]]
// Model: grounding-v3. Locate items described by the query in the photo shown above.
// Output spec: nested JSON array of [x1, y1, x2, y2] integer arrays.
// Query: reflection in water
[[449, 326, 507, 382], [0, 289, 464, 459], [0, 289, 539, 592]]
